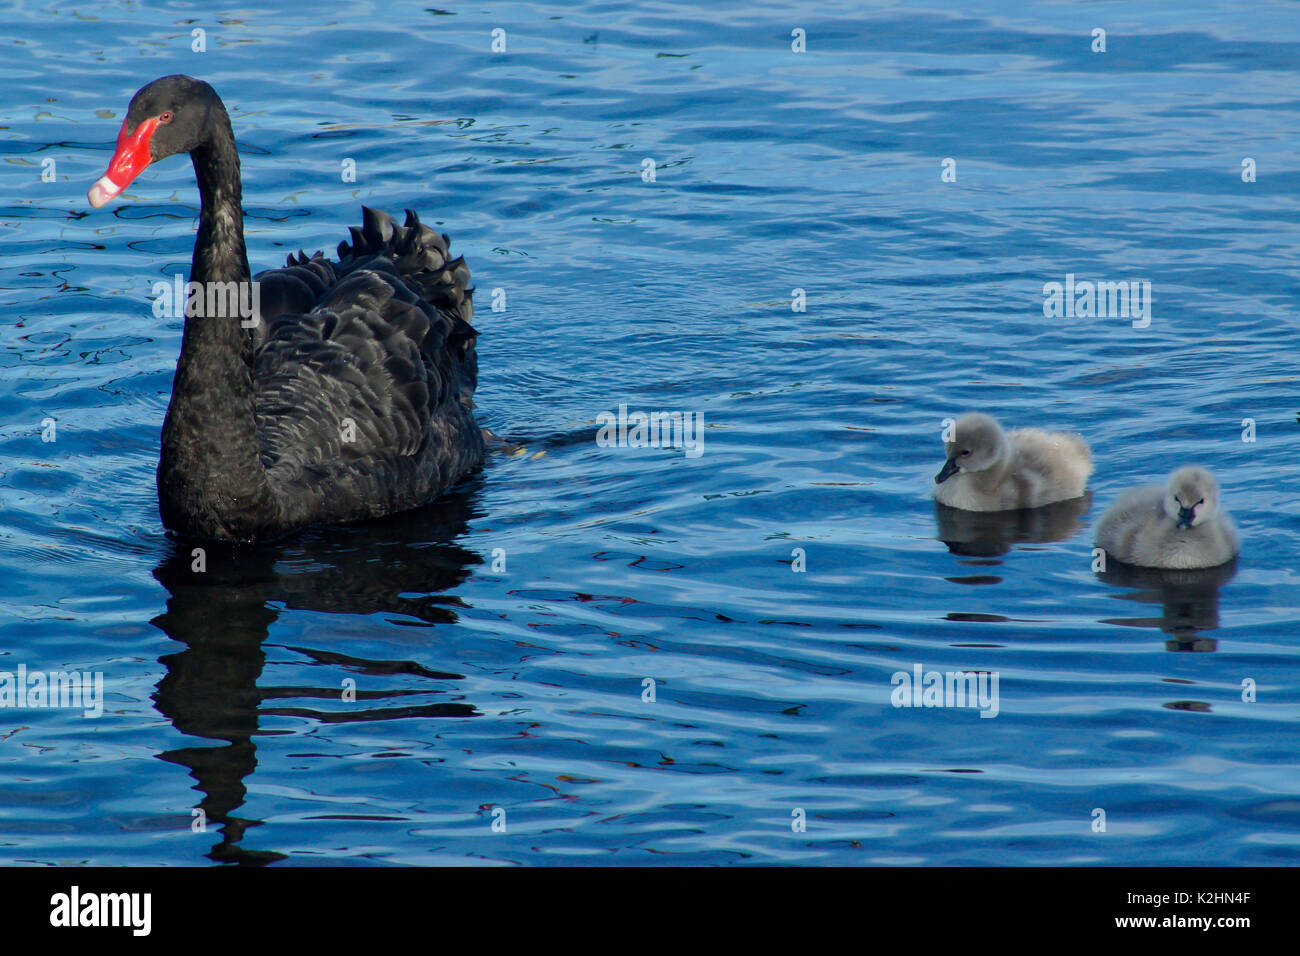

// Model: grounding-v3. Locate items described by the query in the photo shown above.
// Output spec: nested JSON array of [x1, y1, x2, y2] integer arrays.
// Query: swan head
[[935, 413, 1010, 484], [88, 75, 224, 208], [1163, 466, 1220, 529]]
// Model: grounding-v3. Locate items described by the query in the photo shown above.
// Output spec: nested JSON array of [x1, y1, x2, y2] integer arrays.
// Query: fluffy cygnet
[[933, 412, 1092, 511], [1094, 465, 1239, 570]]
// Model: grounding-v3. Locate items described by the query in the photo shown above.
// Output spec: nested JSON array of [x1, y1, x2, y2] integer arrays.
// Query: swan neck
[[975, 452, 1011, 489], [191, 113, 248, 285], [158, 107, 276, 539]]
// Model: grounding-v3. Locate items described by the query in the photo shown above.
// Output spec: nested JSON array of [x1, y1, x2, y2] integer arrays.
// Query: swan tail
[[1065, 432, 1093, 476]]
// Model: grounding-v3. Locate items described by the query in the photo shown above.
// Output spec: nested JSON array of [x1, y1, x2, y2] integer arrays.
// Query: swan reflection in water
[[1095, 558, 1238, 651], [933, 494, 1093, 558], [933, 494, 1235, 648], [149, 480, 485, 865]]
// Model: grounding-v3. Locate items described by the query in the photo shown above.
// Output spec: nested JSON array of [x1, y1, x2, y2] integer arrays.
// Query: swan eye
[[960, 449, 971, 457], [1196, 498, 1204, 506], [159, 111, 174, 124]]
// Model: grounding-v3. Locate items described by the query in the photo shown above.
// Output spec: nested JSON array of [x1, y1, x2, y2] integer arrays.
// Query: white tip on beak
[[87, 175, 123, 208]]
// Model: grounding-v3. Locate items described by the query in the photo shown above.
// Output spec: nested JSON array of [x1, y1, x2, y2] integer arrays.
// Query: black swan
[[87, 75, 484, 542]]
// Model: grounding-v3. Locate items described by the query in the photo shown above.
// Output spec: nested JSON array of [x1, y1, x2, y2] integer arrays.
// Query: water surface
[[2, 0, 1299, 865]]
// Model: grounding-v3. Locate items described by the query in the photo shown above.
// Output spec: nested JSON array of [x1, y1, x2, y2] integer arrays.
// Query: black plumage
[[90, 76, 484, 541]]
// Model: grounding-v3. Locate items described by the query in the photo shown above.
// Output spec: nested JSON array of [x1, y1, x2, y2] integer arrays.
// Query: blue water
[[3, 0, 1299, 865]]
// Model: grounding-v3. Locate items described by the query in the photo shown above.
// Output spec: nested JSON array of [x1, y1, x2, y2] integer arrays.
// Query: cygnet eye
[[960, 449, 971, 457]]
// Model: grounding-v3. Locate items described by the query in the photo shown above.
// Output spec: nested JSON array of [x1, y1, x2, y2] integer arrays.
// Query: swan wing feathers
[[250, 208, 479, 488], [1095, 484, 1164, 561], [337, 207, 477, 408]]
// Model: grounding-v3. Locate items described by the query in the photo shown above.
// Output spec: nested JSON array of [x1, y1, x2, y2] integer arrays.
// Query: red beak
[[87, 116, 160, 208]]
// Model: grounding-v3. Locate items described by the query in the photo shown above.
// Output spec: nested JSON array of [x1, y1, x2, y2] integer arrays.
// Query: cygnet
[[933, 412, 1092, 511], [1094, 466, 1239, 569]]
